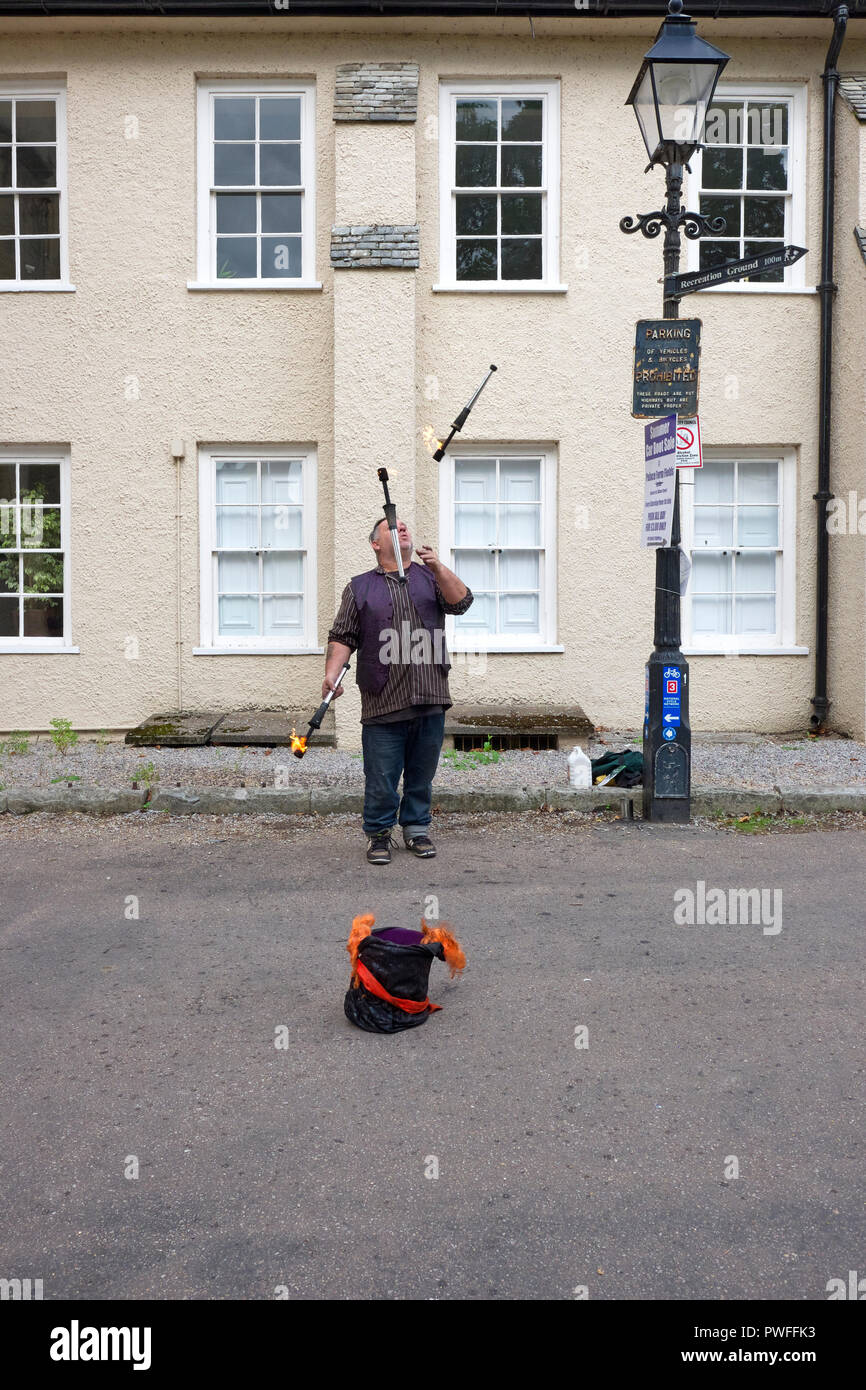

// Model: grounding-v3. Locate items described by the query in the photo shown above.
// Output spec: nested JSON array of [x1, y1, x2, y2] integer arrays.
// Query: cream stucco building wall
[[1, 12, 864, 743]]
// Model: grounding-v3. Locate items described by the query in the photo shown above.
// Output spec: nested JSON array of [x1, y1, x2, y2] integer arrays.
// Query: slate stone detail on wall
[[334, 62, 419, 122], [331, 225, 420, 269]]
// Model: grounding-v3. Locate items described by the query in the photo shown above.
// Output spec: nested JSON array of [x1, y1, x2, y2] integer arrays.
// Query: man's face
[[374, 518, 413, 564]]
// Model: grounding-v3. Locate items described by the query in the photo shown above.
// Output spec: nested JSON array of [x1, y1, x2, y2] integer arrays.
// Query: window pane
[[736, 551, 776, 593], [453, 549, 494, 590], [693, 595, 731, 634], [692, 552, 731, 594], [261, 192, 302, 233], [704, 101, 743, 146], [701, 147, 743, 189], [23, 552, 63, 591], [501, 504, 540, 546], [746, 102, 787, 146], [21, 504, 59, 546], [23, 596, 62, 636], [214, 97, 255, 141], [737, 460, 778, 504], [500, 549, 538, 589], [746, 148, 787, 191], [0, 595, 18, 635], [216, 236, 256, 278], [0, 553, 18, 593], [20, 238, 60, 279], [455, 99, 497, 142], [16, 146, 57, 188], [0, 147, 11, 187], [218, 552, 258, 592], [501, 238, 542, 279], [500, 459, 540, 501], [0, 101, 10, 141], [219, 595, 258, 635], [216, 506, 257, 547], [456, 194, 496, 235], [216, 193, 256, 233], [0, 194, 14, 234], [263, 594, 302, 635], [737, 506, 778, 547], [501, 193, 542, 235], [455, 460, 496, 502], [260, 144, 300, 186], [455, 505, 495, 547], [456, 239, 497, 280], [262, 460, 302, 505], [700, 240, 738, 272], [0, 239, 14, 277], [735, 594, 775, 635], [216, 458, 256, 503], [0, 461, 15, 498], [214, 143, 255, 186], [500, 592, 539, 632], [744, 239, 784, 282], [699, 195, 740, 237], [262, 505, 302, 547], [19, 193, 59, 235], [16, 100, 56, 143], [261, 235, 302, 279], [500, 146, 542, 187], [455, 592, 494, 630], [260, 97, 301, 141], [263, 551, 303, 591], [0, 503, 17, 548], [501, 99, 542, 141], [20, 463, 60, 503], [455, 145, 497, 187], [695, 461, 734, 504], [744, 196, 784, 238], [694, 506, 733, 547]]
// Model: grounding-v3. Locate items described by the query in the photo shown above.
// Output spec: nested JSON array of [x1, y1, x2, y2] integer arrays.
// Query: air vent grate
[[453, 732, 559, 752]]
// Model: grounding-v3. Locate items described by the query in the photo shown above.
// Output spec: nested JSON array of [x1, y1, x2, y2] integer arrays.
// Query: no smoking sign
[[676, 416, 702, 469]]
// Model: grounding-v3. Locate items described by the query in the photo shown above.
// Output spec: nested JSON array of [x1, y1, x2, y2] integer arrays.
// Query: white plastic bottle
[[567, 745, 592, 788]]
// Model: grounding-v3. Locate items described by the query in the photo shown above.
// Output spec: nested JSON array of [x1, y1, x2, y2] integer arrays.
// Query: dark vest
[[350, 563, 450, 695]]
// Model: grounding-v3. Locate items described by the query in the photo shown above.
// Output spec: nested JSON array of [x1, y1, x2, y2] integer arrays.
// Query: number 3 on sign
[[675, 416, 702, 469]]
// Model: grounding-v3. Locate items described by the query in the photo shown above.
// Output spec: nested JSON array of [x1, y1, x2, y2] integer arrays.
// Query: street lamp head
[[626, 0, 729, 171]]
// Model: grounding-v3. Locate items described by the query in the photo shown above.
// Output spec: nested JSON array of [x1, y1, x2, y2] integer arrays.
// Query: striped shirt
[[328, 563, 474, 722]]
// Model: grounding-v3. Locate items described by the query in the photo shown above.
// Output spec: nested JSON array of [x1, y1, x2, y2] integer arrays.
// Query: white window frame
[[0, 80, 73, 293], [191, 79, 320, 291], [684, 84, 809, 294], [438, 444, 560, 652], [0, 445, 75, 652], [196, 444, 319, 654], [435, 79, 565, 294], [680, 446, 805, 655]]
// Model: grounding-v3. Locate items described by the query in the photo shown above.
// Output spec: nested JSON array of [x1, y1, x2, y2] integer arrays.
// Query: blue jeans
[[361, 711, 445, 838]]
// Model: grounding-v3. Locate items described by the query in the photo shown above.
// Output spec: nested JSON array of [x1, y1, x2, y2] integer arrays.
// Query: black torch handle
[[433, 364, 497, 461], [377, 468, 406, 582], [308, 661, 351, 731]]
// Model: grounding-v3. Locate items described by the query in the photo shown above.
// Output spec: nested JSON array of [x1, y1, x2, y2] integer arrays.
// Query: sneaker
[[403, 833, 436, 858], [366, 831, 395, 865]]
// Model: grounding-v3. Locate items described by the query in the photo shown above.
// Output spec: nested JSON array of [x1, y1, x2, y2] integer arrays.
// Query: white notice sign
[[642, 414, 677, 548], [676, 416, 702, 468]]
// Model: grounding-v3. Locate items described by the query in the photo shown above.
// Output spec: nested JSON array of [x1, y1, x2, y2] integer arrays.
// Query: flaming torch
[[432, 365, 497, 461], [292, 661, 351, 759], [376, 467, 406, 584]]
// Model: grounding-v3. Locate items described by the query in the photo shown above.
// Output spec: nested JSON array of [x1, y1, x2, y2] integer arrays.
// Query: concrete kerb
[[0, 784, 864, 817]]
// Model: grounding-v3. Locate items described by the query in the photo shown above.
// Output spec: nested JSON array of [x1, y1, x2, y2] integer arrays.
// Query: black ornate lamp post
[[621, 0, 729, 823]]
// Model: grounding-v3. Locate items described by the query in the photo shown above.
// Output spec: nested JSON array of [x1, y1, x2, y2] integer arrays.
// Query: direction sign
[[632, 319, 701, 418], [664, 245, 807, 298], [675, 416, 702, 469]]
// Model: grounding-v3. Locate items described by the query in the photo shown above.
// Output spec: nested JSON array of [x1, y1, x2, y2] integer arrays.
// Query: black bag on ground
[[590, 749, 644, 787]]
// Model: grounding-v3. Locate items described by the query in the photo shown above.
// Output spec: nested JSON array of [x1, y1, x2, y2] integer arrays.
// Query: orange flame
[[289, 727, 307, 755], [422, 424, 443, 456]]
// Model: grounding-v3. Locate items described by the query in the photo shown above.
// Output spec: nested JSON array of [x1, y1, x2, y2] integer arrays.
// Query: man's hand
[[321, 673, 345, 701], [322, 639, 352, 701], [415, 545, 440, 571]]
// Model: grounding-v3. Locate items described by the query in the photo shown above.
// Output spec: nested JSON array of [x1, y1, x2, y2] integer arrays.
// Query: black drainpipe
[[811, 3, 848, 732]]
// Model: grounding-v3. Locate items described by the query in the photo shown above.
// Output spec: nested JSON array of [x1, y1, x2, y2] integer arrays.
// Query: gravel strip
[[1, 730, 865, 793]]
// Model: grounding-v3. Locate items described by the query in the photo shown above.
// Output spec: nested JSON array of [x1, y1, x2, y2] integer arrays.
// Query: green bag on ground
[[590, 749, 643, 787]]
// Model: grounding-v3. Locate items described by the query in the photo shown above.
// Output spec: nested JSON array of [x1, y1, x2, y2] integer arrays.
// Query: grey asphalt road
[[0, 811, 863, 1301]]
